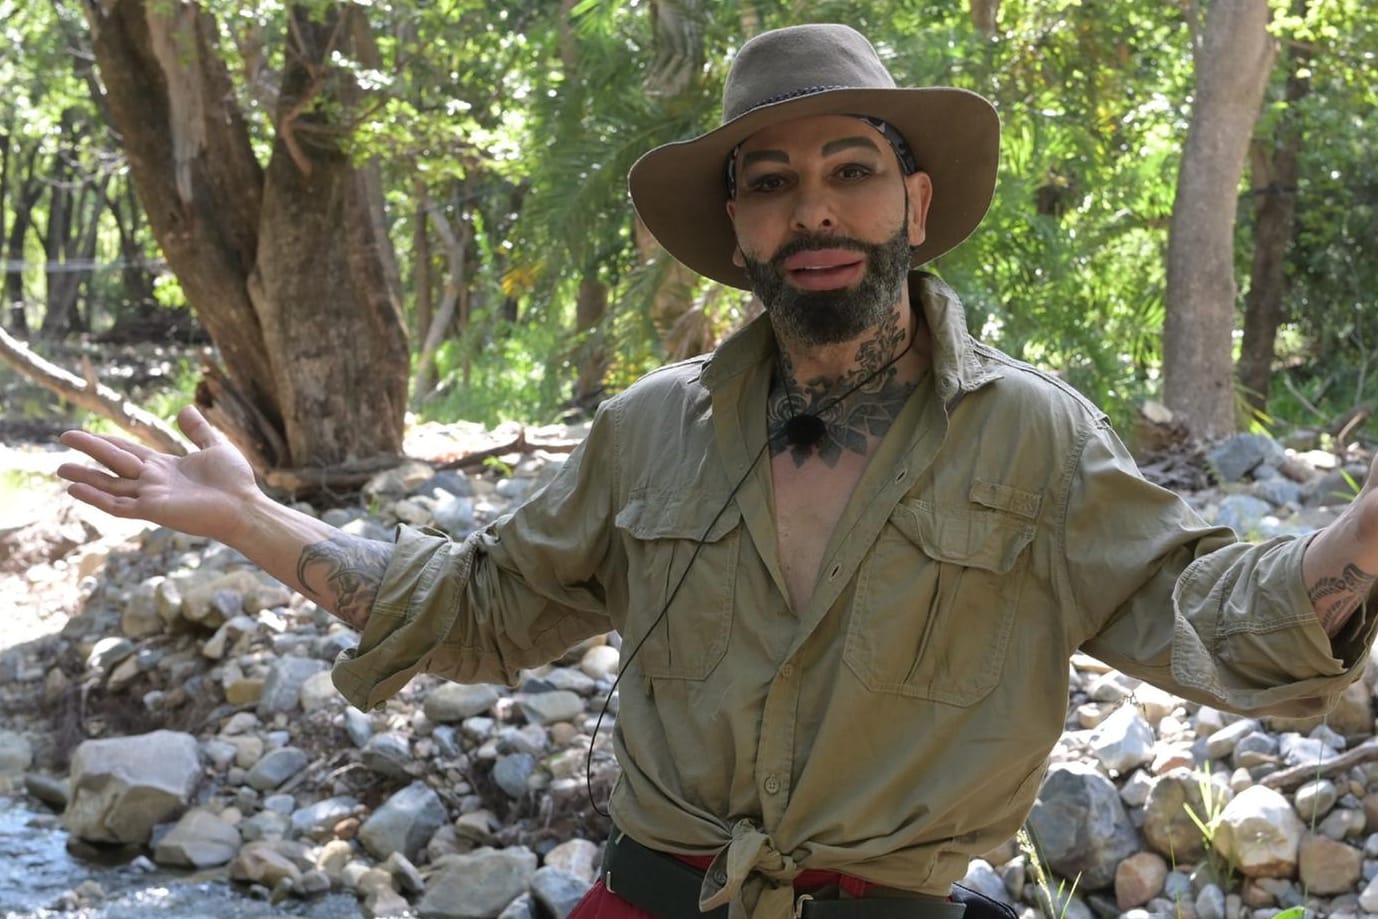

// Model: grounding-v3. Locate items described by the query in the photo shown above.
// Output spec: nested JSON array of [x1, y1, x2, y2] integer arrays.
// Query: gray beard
[[742, 224, 912, 347]]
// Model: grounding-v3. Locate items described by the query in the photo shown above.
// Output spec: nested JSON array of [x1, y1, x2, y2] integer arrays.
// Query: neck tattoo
[[768, 308, 921, 469]]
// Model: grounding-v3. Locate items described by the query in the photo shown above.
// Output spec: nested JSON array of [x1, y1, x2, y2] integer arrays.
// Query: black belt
[[600, 830, 967, 919]]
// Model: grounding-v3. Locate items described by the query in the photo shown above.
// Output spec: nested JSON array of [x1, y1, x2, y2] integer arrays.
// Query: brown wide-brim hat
[[629, 23, 1001, 290]]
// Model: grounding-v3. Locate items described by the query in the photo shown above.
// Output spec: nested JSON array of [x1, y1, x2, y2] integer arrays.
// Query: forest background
[[0, 0, 1375, 486]]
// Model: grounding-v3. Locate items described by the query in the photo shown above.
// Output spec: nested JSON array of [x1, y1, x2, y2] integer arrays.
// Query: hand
[[1303, 448, 1378, 636], [57, 406, 262, 544]]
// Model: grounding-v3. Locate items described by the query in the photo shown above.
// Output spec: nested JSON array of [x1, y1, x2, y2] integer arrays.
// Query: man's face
[[725, 115, 932, 346]]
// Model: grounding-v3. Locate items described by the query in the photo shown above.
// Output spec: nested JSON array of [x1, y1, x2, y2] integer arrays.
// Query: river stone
[[1028, 761, 1141, 889], [64, 729, 201, 844], [1214, 785, 1304, 878], [183, 569, 264, 626], [1279, 733, 1338, 768], [1203, 720, 1258, 761], [1115, 851, 1168, 910], [0, 730, 34, 778], [424, 683, 501, 723], [543, 838, 600, 883], [433, 494, 476, 534], [498, 894, 535, 919], [298, 669, 340, 711], [359, 781, 447, 861], [1088, 704, 1155, 774], [228, 840, 302, 887], [362, 731, 414, 780], [493, 753, 536, 798], [959, 859, 1012, 905], [1298, 832, 1362, 894], [1359, 873, 1378, 913], [202, 615, 258, 660], [579, 645, 619, 681], [1230, 731, 1278, 769], [121, 576, 165, 637], [530, 866, 589, 919], [1208, 433, 1285, 483], [517, 690, 584, 726], [291, 796, 360, 840], [153, 807, 242, 867], [246, 746, 309, 791], [1294, 779, 1339, 822], [419, 846, 539, 919], [257, 656, 329, 718]]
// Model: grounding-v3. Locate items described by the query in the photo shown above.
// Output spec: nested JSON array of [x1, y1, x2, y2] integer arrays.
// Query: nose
[[790, 183, 836, 233]]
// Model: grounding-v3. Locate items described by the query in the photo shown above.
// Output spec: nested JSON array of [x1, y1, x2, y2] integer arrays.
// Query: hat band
[[725, 115, 919, 198]]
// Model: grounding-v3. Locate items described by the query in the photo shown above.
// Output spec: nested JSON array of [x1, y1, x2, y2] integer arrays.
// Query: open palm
[[57, 406, 261, 543]]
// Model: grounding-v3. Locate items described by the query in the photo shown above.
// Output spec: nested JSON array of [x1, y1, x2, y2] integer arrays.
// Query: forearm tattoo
[[1308, 562, 1377, 637], [296, 535, 393, 630]]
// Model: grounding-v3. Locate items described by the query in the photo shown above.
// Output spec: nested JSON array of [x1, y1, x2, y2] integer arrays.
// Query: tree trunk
[[4, 149, 40, 337], [970, 0, 1000, 36], [573, 274, 609, 406], [1162, 0, 1277, 441], [81, 0, 407, 473], [1239, 48, 1310, 416]]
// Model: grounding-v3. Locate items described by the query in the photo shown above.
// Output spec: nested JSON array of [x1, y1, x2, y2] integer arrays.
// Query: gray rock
[[382, 850, 426, 895], [345, 708, 374, 747], [540, 667, 597, 696], [530, 866, 590, 919], [496, 894, 535, 919], [544, 838, 601, 884], [1279, 734, 1338, 768], [497, 725, 549, 756], [121, 576, 166, 638], [362, 732, 414, 780], [1298, 832, 1362, 895], [86, 637, 135, 672], [246, 746, 309, 791], [1214, 785, 1303, 878], [1251, 478, 1302, 508], [1231, 731, 1279, 769], [1208, 434, 1285, 483], [517, 690, 584, 726], [298, 670, 340, 711], [959, 859, 1013, 904], [493, 753, 537, 799], [1196, 883, 1227, 919], [23, 773, 69, 809], [1028, 762, 1141, 889], [1214, 496, 1274, 538], [433, 495, 476, 534], [424, 683, 501, 723], [359, 781, 447, 862], [579, 645, 619, 681], [153, 807, 241, 867], [1294, 779, 1339, 822], [1088, 704, 1155, 775], [64, 730, 202, 844], [290, 796, 360, 840], [1204, 720, 1258, 760], [257, 656, 329, 718], [0, 730, 34, 778], [419, 846, 538, 919], [363, 460, 436, 502]]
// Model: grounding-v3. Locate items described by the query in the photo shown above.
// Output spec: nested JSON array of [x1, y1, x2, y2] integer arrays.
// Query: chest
[[770, 448, 873, 612]]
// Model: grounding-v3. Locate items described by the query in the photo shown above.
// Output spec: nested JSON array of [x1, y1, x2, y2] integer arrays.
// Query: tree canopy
[[2, 0, 1375, 449]]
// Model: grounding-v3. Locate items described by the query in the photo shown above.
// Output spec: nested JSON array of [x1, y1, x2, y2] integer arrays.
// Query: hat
[[628, 24, 1001, 290]]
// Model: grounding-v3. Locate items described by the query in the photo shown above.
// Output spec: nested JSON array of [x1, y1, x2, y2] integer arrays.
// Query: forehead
[[737, 114, 887, 155]]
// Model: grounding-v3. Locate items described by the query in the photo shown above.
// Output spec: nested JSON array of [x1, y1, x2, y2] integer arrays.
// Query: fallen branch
[[435, 427, 581, 471], [0, 326, 191, 456], [1260, 735, 1378, 790]]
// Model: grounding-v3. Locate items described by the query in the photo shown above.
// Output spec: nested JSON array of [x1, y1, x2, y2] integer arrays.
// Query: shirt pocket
[[615, 494, 742, 680], [845, 495, 1036, 705]]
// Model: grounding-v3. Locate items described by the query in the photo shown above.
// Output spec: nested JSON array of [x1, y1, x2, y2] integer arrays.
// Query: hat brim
[[629, 87, 1000, 290]]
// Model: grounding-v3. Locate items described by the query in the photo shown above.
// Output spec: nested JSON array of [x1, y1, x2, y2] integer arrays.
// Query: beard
[[741, 222, 912, 347]]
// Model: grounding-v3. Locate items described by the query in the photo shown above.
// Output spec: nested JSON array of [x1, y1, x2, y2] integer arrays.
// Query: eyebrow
[[740, 136, 883, 169]]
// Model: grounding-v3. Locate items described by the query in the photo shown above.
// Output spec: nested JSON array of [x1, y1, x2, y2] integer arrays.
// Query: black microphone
[[783, 413, 828, 448]]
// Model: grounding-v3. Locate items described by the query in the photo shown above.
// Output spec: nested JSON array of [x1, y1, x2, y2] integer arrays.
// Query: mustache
[[769, 235, 872, 267]]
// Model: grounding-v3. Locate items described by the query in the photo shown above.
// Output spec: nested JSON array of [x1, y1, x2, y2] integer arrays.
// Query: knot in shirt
[[699, 819, 801, 919]]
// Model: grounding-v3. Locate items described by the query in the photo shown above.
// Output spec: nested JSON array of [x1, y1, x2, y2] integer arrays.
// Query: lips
[[782, 248, 865, 290]]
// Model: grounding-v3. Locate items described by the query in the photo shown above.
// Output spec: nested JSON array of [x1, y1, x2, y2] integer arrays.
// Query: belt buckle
[[794, 893, 814, 919]]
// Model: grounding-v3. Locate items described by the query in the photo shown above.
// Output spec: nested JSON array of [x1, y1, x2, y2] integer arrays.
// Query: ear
[[725, 199, 746, 267], [904, 171, 934, 248]]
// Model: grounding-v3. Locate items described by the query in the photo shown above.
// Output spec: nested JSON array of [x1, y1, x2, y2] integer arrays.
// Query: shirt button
[[779, 663, 794, 678], [764, 775, 781, 795]]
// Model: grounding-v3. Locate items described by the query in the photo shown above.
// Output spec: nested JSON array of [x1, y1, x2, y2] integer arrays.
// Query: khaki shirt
[[334, 275, 1375, 919]]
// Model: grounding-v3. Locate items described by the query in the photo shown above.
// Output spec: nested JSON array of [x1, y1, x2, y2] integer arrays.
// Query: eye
[[746, 173, 788, 194], [836, 163, 874, 181]]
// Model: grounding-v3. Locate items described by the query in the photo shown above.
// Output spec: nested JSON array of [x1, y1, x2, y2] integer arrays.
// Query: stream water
[[0, 798, 359, 918]]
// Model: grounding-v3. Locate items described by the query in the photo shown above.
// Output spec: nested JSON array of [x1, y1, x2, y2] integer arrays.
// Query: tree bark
[[4, 147, 40, 337], [82, 0, 408, 471], [1162, 0, 1277, 441], [573, 274, 609, 406], [1239, 47, 1310, 416]]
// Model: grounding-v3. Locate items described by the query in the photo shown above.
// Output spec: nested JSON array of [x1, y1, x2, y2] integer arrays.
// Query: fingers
[[55, 462, 141, 498], [177, 406, 228, 451], [57, 430, 148, 479], [64, 482, 139, 518]]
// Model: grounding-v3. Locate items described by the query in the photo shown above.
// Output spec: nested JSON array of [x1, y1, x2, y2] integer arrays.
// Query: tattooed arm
[[1302, 450, 1378, 638], [58, 406, 393, 631]]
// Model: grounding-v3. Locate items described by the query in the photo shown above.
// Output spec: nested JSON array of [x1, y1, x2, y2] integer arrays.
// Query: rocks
[[257, 655, 329, 717], [1214, 785, 1304, 878], [153, 807, 242, 867], [1028, 762, 1141, 889], [1298, 833, 1362, 895], [419, 846, 539, 919], [245, 746, 309, 791], [64, 730, 202, 844], [359, 781, 447, 861], [425, 682, 501, 723]]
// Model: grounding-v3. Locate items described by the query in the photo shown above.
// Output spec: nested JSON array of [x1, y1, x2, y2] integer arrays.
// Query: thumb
[[178, 405, 228, 451]]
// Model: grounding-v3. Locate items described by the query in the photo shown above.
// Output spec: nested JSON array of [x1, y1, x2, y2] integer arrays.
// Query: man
[[58, 23, 1378, 919]]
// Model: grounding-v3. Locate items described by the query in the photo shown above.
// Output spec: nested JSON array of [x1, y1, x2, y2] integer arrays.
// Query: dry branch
[[0, 326, 190, 455], [1260, 735, 1378, 791]]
